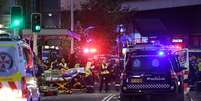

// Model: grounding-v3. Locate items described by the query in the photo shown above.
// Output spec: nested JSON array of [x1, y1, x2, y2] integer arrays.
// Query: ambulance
[[0, 34, 40, 101]]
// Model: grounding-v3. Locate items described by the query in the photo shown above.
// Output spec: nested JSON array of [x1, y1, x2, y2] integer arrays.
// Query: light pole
[[70, 0, 74, 54]]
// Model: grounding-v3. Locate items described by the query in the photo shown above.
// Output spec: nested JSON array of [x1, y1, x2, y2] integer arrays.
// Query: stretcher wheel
[[56, 82, 68, 94]]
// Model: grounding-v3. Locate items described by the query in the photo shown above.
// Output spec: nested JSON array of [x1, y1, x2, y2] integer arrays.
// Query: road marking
[[101, 94, 113, 101], [106, 94, 116, 101]]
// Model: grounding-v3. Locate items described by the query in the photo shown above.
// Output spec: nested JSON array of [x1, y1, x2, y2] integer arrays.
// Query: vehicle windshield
[[126, 55, 172, 74]]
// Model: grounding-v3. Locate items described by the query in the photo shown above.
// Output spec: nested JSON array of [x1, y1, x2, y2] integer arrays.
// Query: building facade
[[121, 0, 201, 48]]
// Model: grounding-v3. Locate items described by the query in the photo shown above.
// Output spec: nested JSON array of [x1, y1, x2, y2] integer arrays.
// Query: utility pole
[[33, 32, 38, 55], [32, 0, 38, 55], [70, 0, 74, 54]]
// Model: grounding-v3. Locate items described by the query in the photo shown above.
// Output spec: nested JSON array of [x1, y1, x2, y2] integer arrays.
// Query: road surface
[[41, 91, 201, 101]]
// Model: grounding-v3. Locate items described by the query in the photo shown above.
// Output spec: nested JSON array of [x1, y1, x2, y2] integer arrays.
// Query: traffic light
[[10, 6, 23, 29], [31, 13, 41, 32]]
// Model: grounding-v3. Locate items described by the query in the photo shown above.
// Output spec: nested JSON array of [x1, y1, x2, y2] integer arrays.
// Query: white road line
[[106, 94, 116, 101], [101, 94, 113, 101]]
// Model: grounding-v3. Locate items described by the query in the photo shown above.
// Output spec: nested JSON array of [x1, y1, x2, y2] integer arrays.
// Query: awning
[[22, 29, 81, 41]]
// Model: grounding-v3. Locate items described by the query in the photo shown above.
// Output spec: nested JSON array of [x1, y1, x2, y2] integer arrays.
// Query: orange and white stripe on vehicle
[[0, 72, 23, 100], [0, 81, 21, 91], [0, 81, 23, 99]]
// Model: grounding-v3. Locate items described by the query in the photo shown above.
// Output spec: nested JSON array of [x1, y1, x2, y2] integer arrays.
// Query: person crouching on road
[[99, 59, 110, 93]]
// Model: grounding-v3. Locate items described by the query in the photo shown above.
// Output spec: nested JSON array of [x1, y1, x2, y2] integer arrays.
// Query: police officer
[[85, 62, 94, 93], [99, 59, 110, 93]]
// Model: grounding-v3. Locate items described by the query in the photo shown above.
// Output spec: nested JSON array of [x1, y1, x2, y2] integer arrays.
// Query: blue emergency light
[[158, 51, 165, 56]]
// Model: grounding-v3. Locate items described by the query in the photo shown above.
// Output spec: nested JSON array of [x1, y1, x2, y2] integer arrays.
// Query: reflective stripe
[[0, 44, 16, 47], [0, 72, 22, 81], [8, 81, 17, 89]]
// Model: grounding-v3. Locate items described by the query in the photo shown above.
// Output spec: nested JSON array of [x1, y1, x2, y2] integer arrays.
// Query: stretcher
[[39, 68, 84, 95]]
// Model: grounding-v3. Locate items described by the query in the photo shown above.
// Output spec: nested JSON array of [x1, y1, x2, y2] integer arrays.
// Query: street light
[[70, 0, 74, 54]]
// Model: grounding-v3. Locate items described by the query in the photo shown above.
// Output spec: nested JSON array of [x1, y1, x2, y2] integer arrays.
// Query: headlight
[[122, 48, 128, 55], [123, 86, 127, 90]]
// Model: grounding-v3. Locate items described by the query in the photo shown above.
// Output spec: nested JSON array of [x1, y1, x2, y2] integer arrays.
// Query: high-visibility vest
[[198, 62, 201, 72], [75, 63, 80, 68], [85, 67, 92, 77]]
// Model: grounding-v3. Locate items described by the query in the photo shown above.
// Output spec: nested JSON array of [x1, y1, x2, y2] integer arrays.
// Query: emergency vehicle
[[0, 34, 40, 101], [120, 43, 185, 101]]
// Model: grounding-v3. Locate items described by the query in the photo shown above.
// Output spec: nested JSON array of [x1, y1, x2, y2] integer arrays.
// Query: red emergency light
[[83, 48, 90, 53], [83, 48, 97, 54], [90, 48, 97, 53]]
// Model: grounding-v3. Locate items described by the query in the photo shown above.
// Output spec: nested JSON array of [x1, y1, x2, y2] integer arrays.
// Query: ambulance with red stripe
[[0, 34, 40, 101]]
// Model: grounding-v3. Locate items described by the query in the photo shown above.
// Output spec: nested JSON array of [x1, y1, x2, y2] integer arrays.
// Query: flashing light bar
[[83, 48, 97, 54], [158, 50, 165, 56], [172, 39, 183, 43], [44, 45, 49, 49], [83, 48, 89, 53], [90, 48, 97, 53]]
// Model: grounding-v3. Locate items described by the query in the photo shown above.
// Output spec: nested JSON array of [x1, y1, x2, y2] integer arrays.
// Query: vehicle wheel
[[120, 94, 131, 101]]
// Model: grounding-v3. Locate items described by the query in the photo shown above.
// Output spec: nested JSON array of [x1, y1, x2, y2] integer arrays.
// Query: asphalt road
[[41, 91, 200, 101], [41, 93, 118, 101]]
